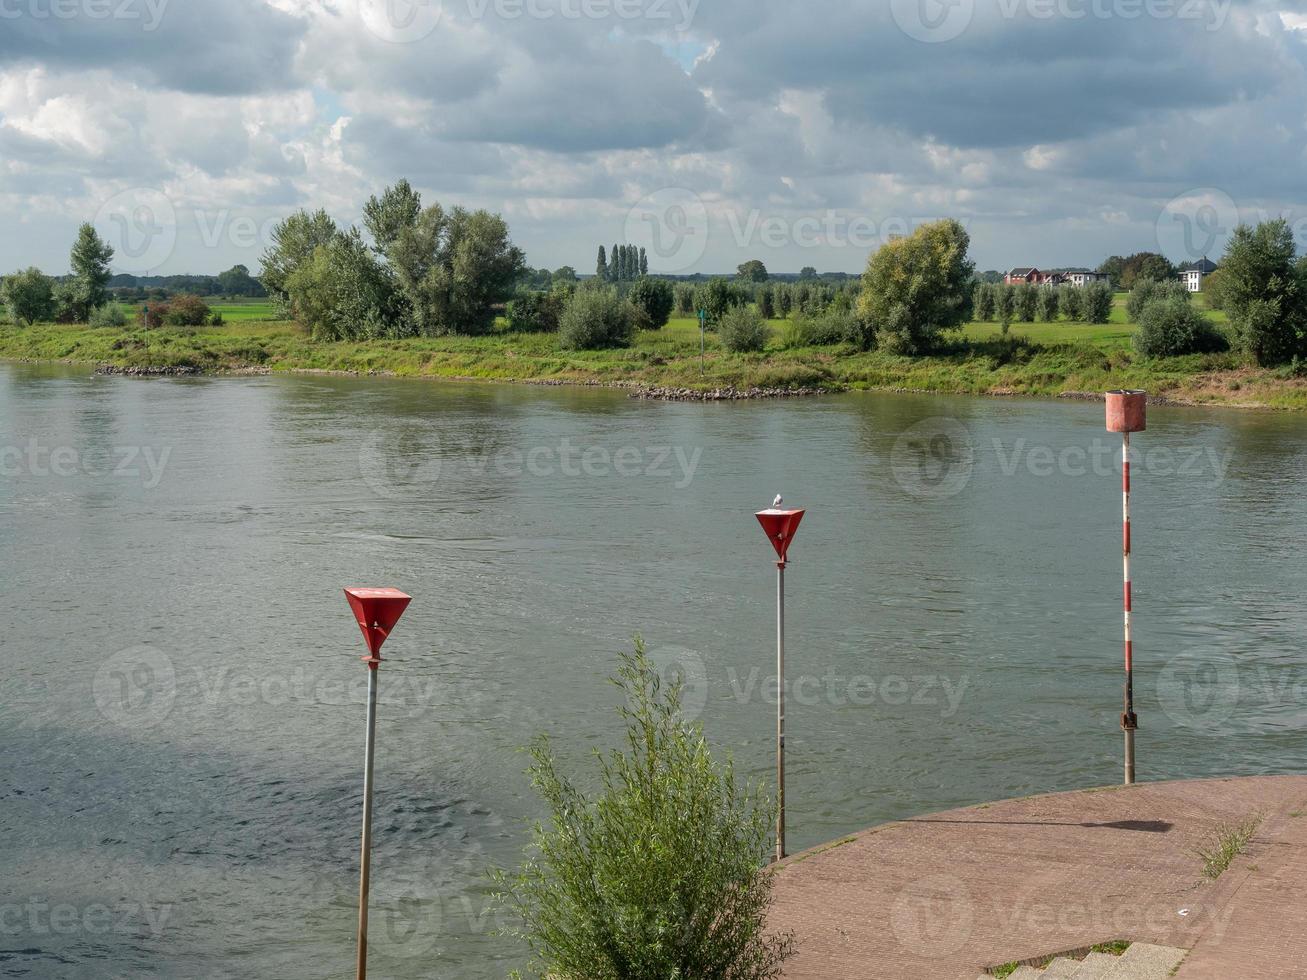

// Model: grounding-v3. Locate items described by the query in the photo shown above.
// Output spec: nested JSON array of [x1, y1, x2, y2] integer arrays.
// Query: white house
[[1180, 258, 1219, 292], [1065, 270, 1110, 288]]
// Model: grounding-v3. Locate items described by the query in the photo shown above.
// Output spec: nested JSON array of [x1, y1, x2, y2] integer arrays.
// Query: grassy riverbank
[[3, 304, 1305, 408]]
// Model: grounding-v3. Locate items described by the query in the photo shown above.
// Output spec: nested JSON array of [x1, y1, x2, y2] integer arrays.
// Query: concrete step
[[1099, 943, 1186, 980], [1069, 951, 1119, 979], [1006, 968, 1044, 980], [1039, 957, 1083, 979]]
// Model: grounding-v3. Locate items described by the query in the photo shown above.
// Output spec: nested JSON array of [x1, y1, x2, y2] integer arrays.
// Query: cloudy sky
[[2, 0, 1306, 277]]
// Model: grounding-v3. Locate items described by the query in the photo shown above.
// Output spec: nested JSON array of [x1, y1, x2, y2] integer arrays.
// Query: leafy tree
[[387, 203, 525, 335], [1119, 252, 1176, 291], [1015, 283, 1038, 323], [1203, 268, 1229, 311], [554, 266, 578, 284], [1, 267, 57, 326], [1134, 295, 1227, 357], [1097, 255, 1125, 289], [611, 244, 620, 282], [1082, 282, 1114, 324], [558, 288, 635, 350], [596, 246, 608, 281], [857, 219, 974, 354], [494, 641, 793, 980], [995, 284, 1015, 325], [162, 294, 212, 327], [673, 283, 696, 317], [972, 283, 995, 322], [286, 228, 399, 340], [717, 304, 769, 353], [363, 179, 423, 256], [798, 266, 818, 281], [756, 284, 775, 320], [775, 283, 792, 318], [1058, 285, 1083, 322], [1219, 219, 1307, 365], [261, 209, 339, 304], [737, 259, 769, 283], [217, 264, 264, 297], [66, 223, 115, 321], [694, 278, 743, 325], [639, 247, 648, 277], [1126, 278, 1189, 322], [88, 302, 127, 328], [627, 276, 675, 329]]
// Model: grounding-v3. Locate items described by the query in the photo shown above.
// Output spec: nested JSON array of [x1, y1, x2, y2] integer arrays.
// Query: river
[[2, 362, 1305, 978]]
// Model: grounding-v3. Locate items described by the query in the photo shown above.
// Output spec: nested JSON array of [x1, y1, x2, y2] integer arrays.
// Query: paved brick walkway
[[768, 776, 1307, 979]]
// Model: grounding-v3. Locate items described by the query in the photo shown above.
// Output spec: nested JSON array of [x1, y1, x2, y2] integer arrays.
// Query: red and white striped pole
[[1106, 391, 1146, 785]]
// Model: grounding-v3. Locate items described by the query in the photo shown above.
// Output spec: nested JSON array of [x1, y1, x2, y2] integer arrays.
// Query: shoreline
[[0, 354, 1297, 410]]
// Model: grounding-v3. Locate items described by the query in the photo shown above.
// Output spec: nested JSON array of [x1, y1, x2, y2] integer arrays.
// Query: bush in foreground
[[507, 290, 565, 333], [1126, 278, 1189, 322], [626, 276, 675, 329], [1, 267, 57, 326], [717, 304, 770, 353], [494, 640, 795, 980], [558, 289, 634, 350], [1134, 296, 1228, 357]]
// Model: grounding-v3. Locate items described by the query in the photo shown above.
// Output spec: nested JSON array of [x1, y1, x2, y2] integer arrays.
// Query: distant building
[[1064, 270, 1110, 288], [1005, 267, 1043, 285], [1179, 258, 1219, 292]]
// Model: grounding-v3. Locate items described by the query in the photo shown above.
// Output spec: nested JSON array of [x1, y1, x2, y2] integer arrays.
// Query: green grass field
[[4, 294, 1303, 410]]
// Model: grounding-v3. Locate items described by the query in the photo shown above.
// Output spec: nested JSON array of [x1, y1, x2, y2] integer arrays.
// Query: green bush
[[493, 640, 795, 980], [1133, 296, 1228, 357], [162, 294, 212, 326], [1015, 283, 1038, 322], [1058, 285, 1083, 322], [558, 289, 635, 350], [88, 303, 128, 328], [1126, 278, 1189, 322], [694, 277, 746, 325], [716, 304, 770, 353], [1037, 287, 1060, 322], [972, 283, 995, 322], [507, 290, 564, 332], [780, 309, 870, 349], [626, 276, 675, 329]]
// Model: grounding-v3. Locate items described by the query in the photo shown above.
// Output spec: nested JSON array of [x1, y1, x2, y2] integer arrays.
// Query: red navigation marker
[[756, 508, 805, 565], [1106, 389, 1147, 433], [344, 588, 412, 663]]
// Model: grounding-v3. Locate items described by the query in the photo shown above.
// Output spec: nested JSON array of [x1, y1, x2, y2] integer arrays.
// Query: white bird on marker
[[772, 494, 783, 509]]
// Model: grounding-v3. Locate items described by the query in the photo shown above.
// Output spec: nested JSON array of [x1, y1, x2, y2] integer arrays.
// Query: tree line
[[971, 281, 1114, 326], [596, 244, 648, 282]]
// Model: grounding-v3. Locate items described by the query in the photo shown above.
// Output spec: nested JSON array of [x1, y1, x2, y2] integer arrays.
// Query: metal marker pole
[[357, 654, 380, 980], [1122, 433, 1137, 785], [700, 310, 706, 374], [776, 559, 786, 862]]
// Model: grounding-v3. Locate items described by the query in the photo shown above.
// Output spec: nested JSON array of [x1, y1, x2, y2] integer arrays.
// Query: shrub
[[1126, 277, 1189, 322], [973, 283, 995, 322], [89, 303, 128, 328], [673, 283, 696, 317], [507, 290, 564, 332], [1220, 219, 1307, 366], [755, 284, 775, 320], [716, 304, 770, 353], [995, 284, 1015, 325], [1, 267, 57, 326], [775, 283, 793, 318], [162, 294, 212, 326], [626, 276, 675, 329], [1133, 296, 1228, 357], [139, 302, 170, 328], [780, 308, 872, 350], [1037, 287, 1060, 322], [558, 289, 635, 350], [1082, 282, 1114, 324], [493, 640, 795, 980]]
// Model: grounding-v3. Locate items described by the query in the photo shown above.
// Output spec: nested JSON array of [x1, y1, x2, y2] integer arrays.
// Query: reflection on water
[[2, 363, 1305, 977]]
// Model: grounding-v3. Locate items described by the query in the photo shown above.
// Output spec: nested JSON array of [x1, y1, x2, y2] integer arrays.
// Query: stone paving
[[768, 776, 1307, 979]]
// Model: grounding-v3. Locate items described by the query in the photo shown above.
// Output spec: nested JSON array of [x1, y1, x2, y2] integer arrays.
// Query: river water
[[2, 363, 1305, 978]]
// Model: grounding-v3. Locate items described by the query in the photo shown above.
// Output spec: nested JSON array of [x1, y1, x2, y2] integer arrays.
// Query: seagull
[[772, 494, 784, 509]]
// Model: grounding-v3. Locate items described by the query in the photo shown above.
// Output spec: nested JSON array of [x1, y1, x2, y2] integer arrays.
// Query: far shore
[[3, 316, 1305, 410]]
